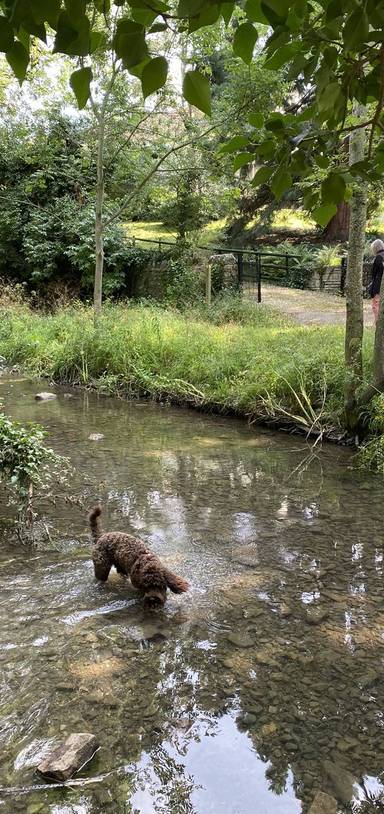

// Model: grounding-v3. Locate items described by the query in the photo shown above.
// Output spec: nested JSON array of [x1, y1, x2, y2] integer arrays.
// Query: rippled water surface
[[0, 375, 383, 814]]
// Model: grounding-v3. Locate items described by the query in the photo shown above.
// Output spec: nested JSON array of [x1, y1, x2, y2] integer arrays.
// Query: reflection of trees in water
[[5, 386, 384, 812]]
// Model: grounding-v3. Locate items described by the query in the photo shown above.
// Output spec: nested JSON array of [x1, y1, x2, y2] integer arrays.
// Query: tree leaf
[[321, 172, 346, 204], [233, 21, 258, 65], [271, 169, 292, 200], [189, 4, 221, 31], [318, 81, 343, 113], [141, 56, 168, 98], [248, 112, 263, 128], [245, 0, 268, 24], [6, 41, 29, 82], [264, 43, 299, 70], [233, 152, 255, 171], [177, 0, 205, 16], [54, 11, 90, 57], [183, 70, 211, 115], [312, 203, 337, 227], [30, 0, 61, 27], [221, 3, 235, 25], [343, 8, 369, 51], [219, 135, 249, 154], [252, 166, 273, 186], [70, 66, 92, 109], [0, 16, 14, 52]]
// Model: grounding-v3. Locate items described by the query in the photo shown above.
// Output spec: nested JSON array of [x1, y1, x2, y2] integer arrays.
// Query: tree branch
[[105, 122, 217, 225]]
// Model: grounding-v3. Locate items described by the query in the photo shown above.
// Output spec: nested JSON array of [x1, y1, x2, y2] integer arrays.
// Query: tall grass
[[0, 297, 375, 433]]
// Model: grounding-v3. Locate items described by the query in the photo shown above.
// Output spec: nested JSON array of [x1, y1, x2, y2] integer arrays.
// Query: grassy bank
[[0, 297, 376, 441]]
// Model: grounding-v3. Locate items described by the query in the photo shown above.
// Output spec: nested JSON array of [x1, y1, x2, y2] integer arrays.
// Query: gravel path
[[258, 285, 374, 326]]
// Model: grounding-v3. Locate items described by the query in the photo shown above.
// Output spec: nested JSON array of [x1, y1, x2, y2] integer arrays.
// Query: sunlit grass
[[124, 219, 227, 248], [0, 296, 375, 437]]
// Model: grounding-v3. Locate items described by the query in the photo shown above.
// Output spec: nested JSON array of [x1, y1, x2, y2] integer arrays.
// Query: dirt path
[[259, 284, 374, 326]]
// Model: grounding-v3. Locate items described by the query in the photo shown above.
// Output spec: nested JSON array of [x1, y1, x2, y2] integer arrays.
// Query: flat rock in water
[[305, 607, 329, 626], [36, 733, 99, 781], [309, 791, 338, 814], [88, 433, 105, 441], [323, 760, 355, 804], [227, 632, 254, 648], [35, 392, 57, 402]]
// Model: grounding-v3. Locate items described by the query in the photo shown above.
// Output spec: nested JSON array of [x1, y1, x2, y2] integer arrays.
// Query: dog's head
[[144, 589, 167, 610]]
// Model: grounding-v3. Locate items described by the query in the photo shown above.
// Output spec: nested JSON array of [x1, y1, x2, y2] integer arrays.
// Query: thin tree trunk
[[94, 112, 105, 315], [344, 109, 367, 432]]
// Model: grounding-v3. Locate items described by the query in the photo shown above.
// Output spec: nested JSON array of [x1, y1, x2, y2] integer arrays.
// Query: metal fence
[[129, 235, 302, 303], [128, 235, 371, 301]]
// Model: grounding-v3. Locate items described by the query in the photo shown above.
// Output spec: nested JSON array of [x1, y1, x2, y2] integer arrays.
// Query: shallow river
[[0, 375, 383, 814]]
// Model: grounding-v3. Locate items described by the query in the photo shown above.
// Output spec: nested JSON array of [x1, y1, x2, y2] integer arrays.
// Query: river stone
[[309, 791, 338, 814], [35, 392, 57, 401], [88, 433, 105, 441], [63, 393, 75, 399], [323, 760, 355, 804], [37, 733, 99, 781], [305, 607, 329, 625], [227, 632, 254, 648]]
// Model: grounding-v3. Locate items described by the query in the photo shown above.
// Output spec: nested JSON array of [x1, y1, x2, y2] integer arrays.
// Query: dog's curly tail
[[163, 569, 189, 594], [88, 505, 103, 543]]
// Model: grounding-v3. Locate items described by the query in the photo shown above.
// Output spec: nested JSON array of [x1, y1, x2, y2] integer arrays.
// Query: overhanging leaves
[[233, 152, 255, 171], [141, 56, 168, 98], [183, 70, 211, 116], [312, 203, 338, 227], [0, 16, 13, 52], [6, 41, 29, 82], [70, 66, 92, 109], [233, 21, 258, 65]]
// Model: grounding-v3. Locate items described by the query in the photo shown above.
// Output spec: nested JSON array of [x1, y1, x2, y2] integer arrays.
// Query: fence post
[[257, 254, 262, 303], [237, 252, 244, 289], [206, 262, 212, 306]]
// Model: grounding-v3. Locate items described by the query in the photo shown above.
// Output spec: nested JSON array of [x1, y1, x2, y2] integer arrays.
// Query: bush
[[0, 411, 69, 537]]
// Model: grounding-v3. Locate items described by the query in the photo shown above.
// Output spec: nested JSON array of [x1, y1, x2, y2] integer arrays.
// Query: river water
[[0, 375, 383, 814]]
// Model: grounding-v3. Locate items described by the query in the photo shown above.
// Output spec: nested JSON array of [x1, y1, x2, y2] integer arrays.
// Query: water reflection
[[0, 376, 383, 813]]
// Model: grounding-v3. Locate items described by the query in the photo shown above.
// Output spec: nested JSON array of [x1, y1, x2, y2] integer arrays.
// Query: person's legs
[[372, 294, 380, 324]]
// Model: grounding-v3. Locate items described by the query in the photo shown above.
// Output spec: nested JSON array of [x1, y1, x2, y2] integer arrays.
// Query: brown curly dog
[[89, 506, 189, 609]]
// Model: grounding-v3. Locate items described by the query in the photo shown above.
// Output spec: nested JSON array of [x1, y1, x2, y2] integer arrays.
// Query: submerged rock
[[323, 760, 355, 804], [305, 607, 329, 625], [227, 632, 254, 648], [88, 433, 105, 441], [309, 791, 338, 814], [35, 392, 57, 401], [37, 733, 99, 781]]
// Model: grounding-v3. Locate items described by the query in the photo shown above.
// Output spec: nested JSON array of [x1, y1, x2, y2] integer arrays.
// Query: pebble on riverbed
[[35, 392, 57, 401], [88, 433, 105, 441], [309, 791, 338, 814], [36, 733, 99, 781]]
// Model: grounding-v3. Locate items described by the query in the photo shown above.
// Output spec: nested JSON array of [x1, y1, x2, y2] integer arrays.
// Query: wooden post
[[206, 262, 212, 306]]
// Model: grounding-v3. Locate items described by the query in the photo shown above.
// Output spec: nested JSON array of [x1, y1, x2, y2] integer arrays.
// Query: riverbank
[[0, 297, 376, 441]]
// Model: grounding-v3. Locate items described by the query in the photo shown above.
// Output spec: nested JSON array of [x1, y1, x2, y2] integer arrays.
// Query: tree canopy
[[1, 0, 384, 223]]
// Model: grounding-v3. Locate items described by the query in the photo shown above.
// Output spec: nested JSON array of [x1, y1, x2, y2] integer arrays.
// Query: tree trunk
[[323, 200, 350, 242], [344, 111, 367, 432], [94, 112, 105, 315]]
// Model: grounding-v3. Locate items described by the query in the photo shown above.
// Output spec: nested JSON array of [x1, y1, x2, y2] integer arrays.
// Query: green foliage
[[0, 411, 68, 522], [70, 66, 93, 108], [357, 395, 384, 474], [183, 70, 212, 116], [0, 299, 352, 432]]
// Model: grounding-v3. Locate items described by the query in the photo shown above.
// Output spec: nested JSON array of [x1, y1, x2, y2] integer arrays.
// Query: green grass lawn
[[124, 220, 228, 248]]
